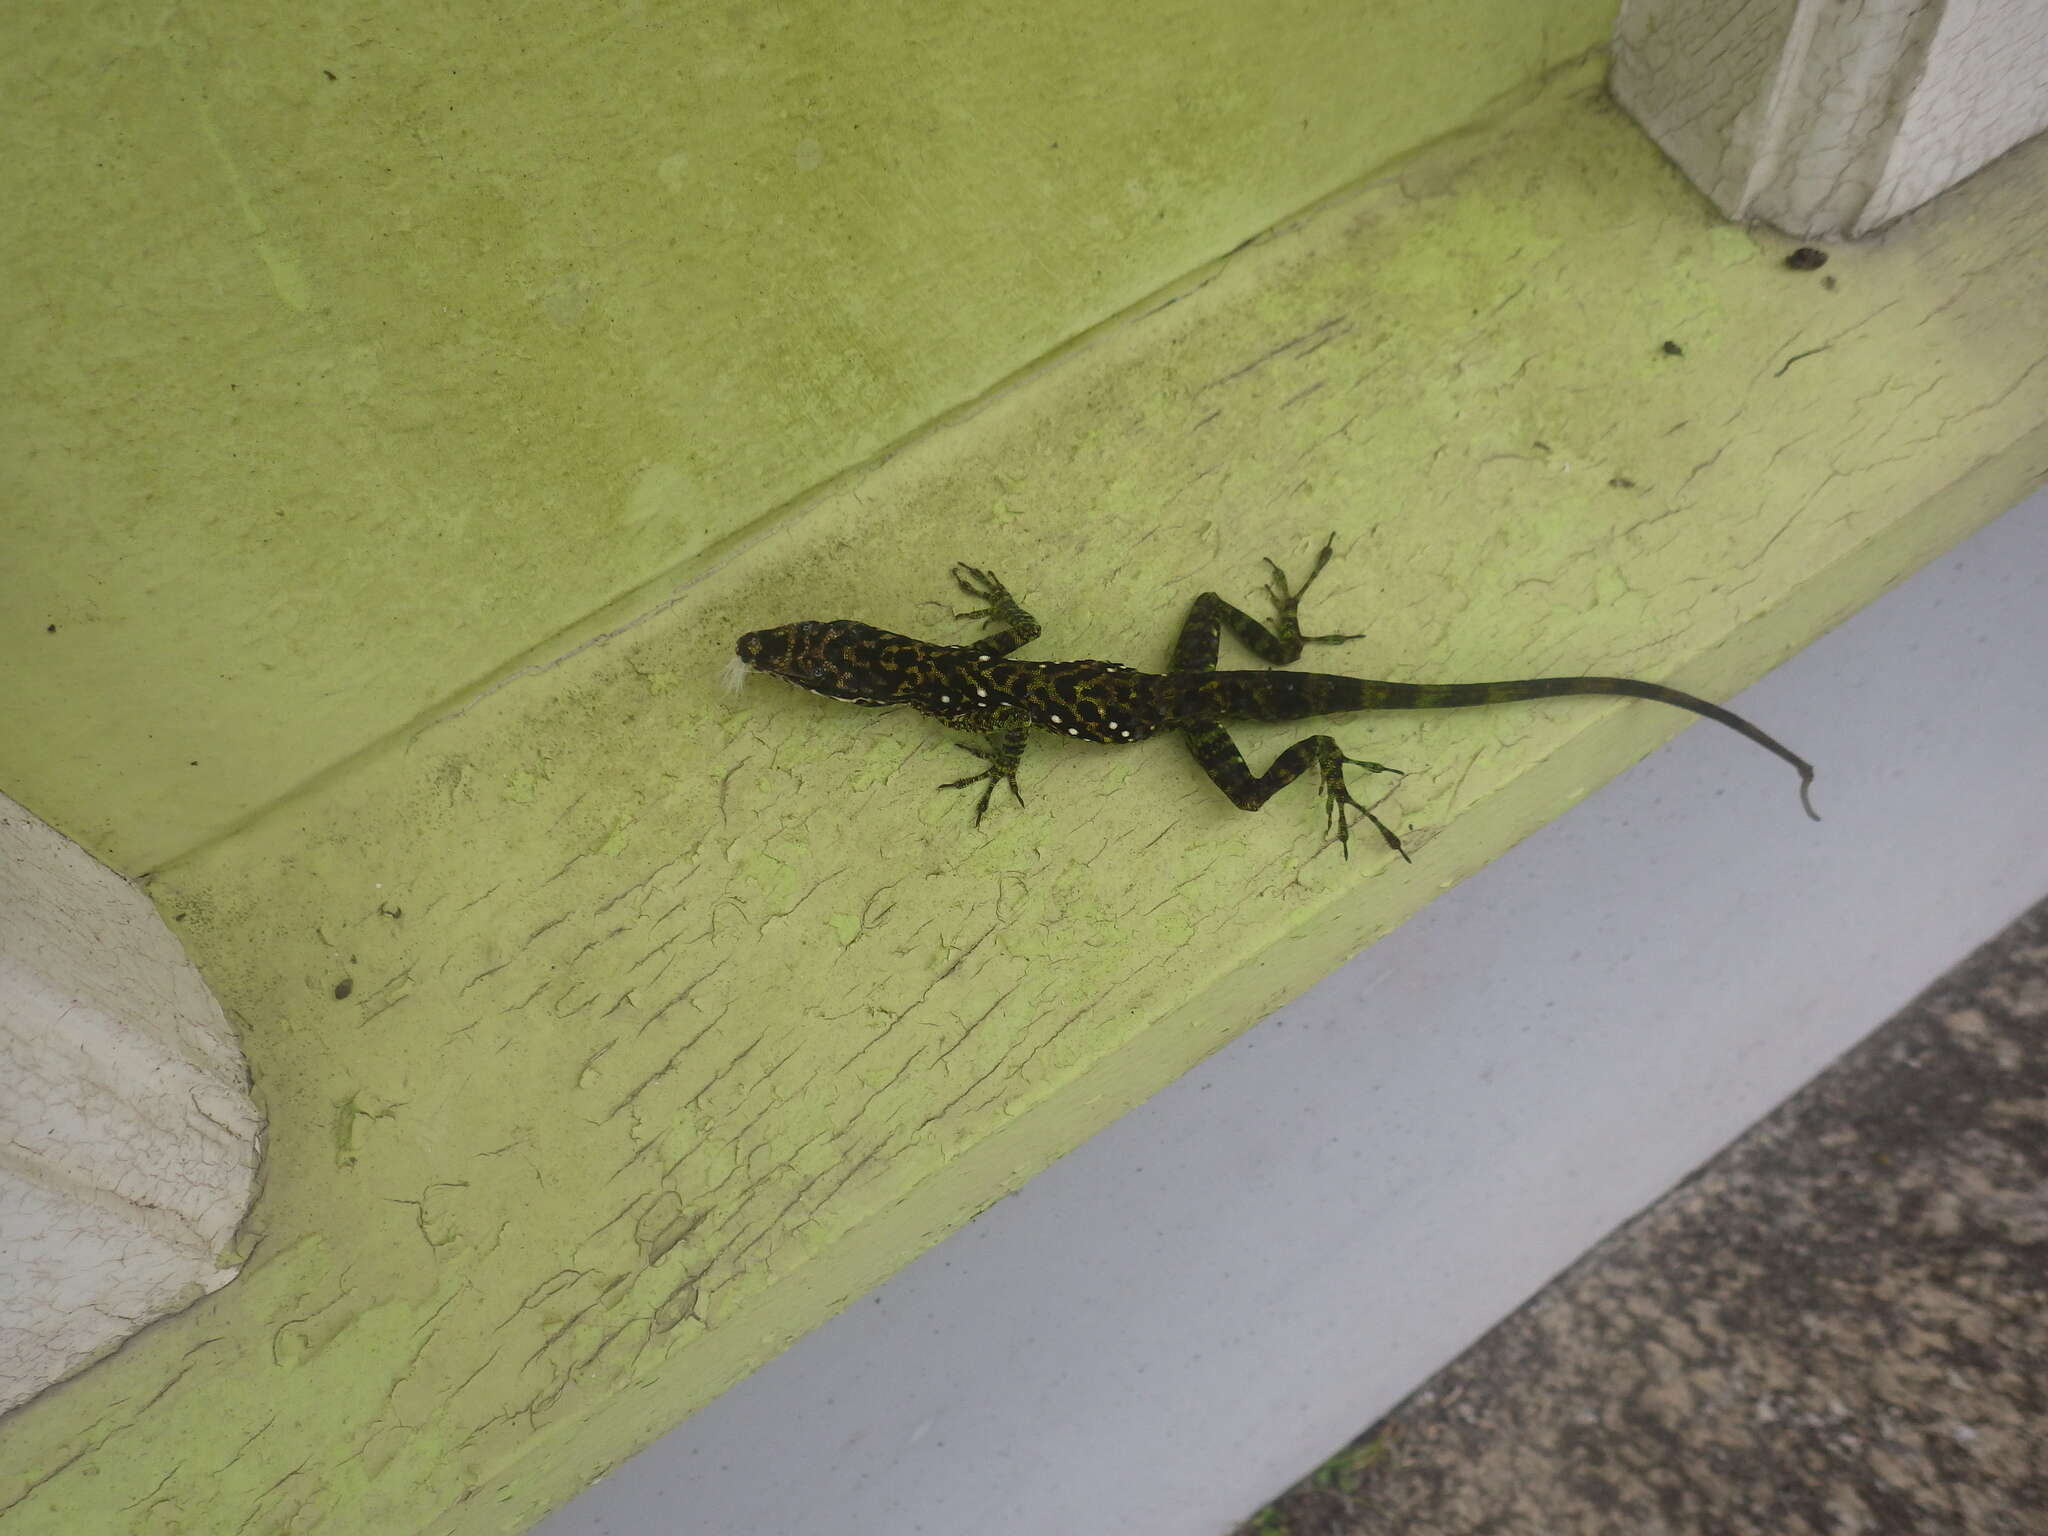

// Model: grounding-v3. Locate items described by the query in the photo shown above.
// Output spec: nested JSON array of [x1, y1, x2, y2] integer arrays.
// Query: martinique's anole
[[732, 538, 1818, 860]]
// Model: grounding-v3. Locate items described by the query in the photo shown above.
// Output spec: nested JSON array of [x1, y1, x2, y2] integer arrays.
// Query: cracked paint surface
[[5, 57, 2048, 1536]]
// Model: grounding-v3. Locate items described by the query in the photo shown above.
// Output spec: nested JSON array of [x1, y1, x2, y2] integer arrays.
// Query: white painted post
[[1612, 0, 2048, 237], [0, 795, 261, 1415]]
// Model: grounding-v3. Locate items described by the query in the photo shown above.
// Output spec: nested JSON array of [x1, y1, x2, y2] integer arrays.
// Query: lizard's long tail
[[1356, 676, 1818, 821], [1207, 670, 1819, 821]]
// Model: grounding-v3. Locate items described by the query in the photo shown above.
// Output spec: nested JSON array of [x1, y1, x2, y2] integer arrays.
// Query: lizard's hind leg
[[1170, 533, 1365, 671], [1183, 722, 1407, 861]]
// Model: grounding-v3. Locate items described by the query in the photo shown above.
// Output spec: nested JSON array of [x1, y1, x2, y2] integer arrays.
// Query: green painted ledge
[[6, 58, 2048, 1536]]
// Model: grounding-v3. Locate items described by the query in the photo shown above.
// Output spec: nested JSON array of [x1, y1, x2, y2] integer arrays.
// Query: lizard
[[731, 536, 1819, 860]]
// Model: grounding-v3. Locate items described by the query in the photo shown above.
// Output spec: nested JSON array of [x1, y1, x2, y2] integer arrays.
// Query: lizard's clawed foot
[[949, 563, 1043, 652], [951, 563, 1014, 624], [1264, 534, 1365, 650], [939, 740, 1025, 825], [1320, 750, 1408, 862]]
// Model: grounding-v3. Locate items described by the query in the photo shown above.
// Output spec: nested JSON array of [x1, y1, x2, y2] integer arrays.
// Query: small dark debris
[[323, 68, 337, 81], [1822, 274, 1838, 291], [1785, 247, 1828, 271], [1533, 441, 1551, 453], [46, 623, 57, 633], [1661, 341, 1683, 357], [379, 903, 404, 920], [1609, 476, 1637, 489], [189, 760, 199, 767], [334, 978, 354, 1000]]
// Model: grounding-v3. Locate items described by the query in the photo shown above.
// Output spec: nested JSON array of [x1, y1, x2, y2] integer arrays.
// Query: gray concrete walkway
[[1237, 893, 2048, 1536]]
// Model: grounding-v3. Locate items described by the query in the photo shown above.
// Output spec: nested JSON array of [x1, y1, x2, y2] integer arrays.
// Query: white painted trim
[[0, 796, 261, 1416], [1612, 0, 2048, 237]]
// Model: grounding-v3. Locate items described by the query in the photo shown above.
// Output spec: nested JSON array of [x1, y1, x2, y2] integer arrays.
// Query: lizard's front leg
[[1183, 722, 1406, 861], [937, 709, 1033, 824], [951, 564, 1042, 656], [1168, 533, 1364, 671]]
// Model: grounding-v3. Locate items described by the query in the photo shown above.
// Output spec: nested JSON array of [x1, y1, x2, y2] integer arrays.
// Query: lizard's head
[[733, 620, 907, 706]]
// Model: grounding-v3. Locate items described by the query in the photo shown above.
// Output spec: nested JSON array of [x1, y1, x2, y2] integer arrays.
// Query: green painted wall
[[5, 44, 2047, 1531], [3, 0, 1614, 873]]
